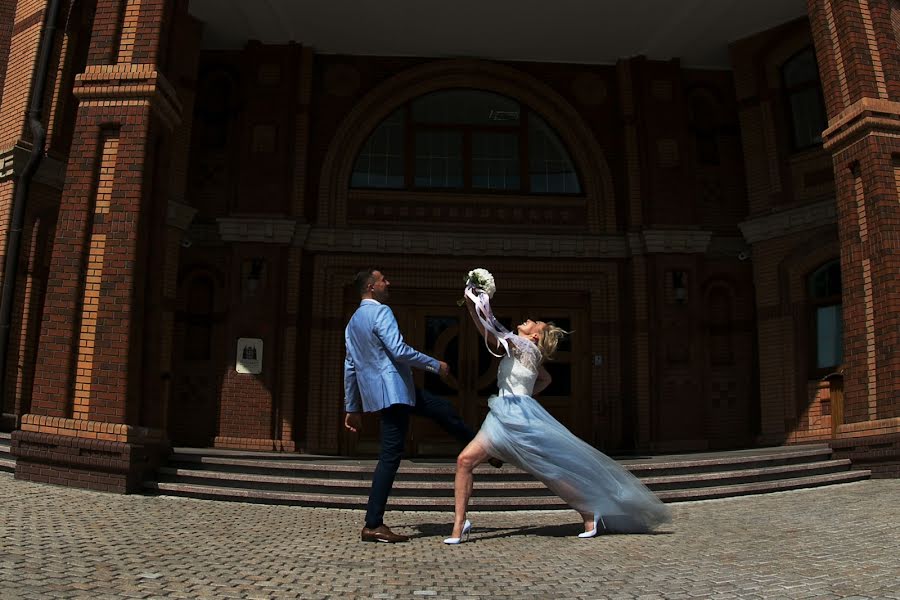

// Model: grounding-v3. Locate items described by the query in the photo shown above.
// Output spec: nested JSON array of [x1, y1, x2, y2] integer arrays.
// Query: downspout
[[0, 0, 65, 416]]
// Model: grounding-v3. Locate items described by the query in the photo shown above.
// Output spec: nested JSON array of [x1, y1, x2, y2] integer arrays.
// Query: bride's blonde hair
[[537, 322, 569, 361]]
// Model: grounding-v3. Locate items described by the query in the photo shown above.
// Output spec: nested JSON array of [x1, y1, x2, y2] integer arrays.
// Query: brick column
[[12, 0, 183, 493], [617, 58, 652, 451], [808, 0, 900, 462]]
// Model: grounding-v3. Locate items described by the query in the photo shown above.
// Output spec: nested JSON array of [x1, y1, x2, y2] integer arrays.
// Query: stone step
[[156, 458, 855, 496], [156, 466, 556, 496], [0, 456, 15, 473], [143, 468, 871, 509], [654, 469, 871, 502], [166, 444, 836, 481]]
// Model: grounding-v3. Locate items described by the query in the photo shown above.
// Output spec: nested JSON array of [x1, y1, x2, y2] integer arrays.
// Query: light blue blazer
[[344, 299, 440, 413]]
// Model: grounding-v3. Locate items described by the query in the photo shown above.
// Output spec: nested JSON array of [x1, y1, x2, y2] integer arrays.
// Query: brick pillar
[[12, 0, 184, 493], [617, 57, 652, 451], [808, 0, 900, 445]]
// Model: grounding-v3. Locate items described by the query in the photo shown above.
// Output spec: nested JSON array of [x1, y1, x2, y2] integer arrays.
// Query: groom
[[344, 267, 477, 543]]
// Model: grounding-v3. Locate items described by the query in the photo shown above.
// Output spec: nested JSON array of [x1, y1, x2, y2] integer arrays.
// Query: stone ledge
[[0, 142, 67, 188], [739, 200, 836, 244], [11, 429, 170, 493], [217, 217, 297, 244]]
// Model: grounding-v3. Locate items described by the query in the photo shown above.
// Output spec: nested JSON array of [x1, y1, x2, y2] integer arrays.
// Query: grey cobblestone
[[0, 476, 897, 598]]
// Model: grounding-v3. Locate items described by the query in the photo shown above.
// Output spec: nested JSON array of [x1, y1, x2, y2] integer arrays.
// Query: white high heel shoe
[[443, 519, 472, 545], [578, 513, 606, 538]]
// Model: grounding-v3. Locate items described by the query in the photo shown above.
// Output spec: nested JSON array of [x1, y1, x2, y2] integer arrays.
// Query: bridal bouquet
[[457, 268, 496, 305], [466, 268, 496, 297]]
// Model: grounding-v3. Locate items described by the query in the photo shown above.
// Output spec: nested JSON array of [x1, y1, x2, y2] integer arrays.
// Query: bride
[[444, 275, 671, 544]]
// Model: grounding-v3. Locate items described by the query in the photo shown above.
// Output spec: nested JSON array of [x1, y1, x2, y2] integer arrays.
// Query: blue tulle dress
[[476, 324, 671, 533]]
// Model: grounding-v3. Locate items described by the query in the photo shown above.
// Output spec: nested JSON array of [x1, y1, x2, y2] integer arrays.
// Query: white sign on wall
[[236, 338, 263, 374]]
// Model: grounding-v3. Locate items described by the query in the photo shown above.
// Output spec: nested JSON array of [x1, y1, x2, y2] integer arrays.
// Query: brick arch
[[317, 59, 616, 233]]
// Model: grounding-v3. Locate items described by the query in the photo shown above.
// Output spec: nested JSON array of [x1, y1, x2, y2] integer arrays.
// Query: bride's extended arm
[[465, 291, 502, 351]]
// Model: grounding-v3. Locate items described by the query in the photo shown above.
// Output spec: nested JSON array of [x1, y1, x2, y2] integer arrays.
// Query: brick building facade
[[0, 0, 896, 493]]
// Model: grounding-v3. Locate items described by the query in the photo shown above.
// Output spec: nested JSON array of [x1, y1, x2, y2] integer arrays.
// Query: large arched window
[[808, 259, 843, 373], [782, 47, 828, 150], [351, 89, 582, 195]]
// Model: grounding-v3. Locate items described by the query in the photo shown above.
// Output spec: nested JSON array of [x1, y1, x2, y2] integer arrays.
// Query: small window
[[808, 259, 843, 372], [782, 48, 828, 150]]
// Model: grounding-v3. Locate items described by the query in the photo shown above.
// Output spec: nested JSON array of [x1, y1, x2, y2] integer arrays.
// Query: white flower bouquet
[[466, 268, 496, 297], [457, 268, 496, 305]]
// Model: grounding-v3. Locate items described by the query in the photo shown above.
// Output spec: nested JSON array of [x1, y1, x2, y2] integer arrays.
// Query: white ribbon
[[465, 286, 510, 358]]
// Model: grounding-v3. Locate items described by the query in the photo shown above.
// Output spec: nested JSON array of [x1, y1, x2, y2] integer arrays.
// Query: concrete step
[[0, 456, 15, 473]]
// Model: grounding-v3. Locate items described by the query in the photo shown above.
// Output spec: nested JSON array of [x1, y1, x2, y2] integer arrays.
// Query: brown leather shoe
[[360, 525, 410, 543]]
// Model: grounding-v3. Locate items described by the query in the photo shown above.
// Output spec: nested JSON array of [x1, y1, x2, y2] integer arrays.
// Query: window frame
[[781, 46, 829, 152], [807, 259, 843, 377]]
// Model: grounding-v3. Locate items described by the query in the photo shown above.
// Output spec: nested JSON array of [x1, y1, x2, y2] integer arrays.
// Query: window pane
[[351, 109, 405, 188], [789, 89, 827, 148], [809, 260, 842, 299], [414, 130, 463, 188], [816, 304, 843, 369], [783, 48, 819, 88], [412, 90, 520, 126], [472, 132, 520, 190], [528, 114, 581, 194]]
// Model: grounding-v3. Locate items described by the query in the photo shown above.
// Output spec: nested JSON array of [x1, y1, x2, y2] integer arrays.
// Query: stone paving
[[0, 475, 897, 599]]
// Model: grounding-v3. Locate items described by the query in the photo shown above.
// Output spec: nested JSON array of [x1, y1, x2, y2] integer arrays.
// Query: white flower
[[466, 268, 496, 298]]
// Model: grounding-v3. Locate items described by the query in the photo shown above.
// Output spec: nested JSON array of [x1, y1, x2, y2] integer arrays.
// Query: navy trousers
[[364, 390, 474, 529]]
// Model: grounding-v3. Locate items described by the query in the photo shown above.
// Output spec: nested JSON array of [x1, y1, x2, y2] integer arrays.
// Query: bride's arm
[[532, 365, 552, 396], [465, 291, 503, 351]]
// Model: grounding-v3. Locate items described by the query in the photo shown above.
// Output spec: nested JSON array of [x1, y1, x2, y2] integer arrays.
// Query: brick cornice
[[738, 200, 837, 244], [0, 142, 66, 188], [217, 217, 297, 244], [73, 64, 182, 129], [822, 97, 900, 152]]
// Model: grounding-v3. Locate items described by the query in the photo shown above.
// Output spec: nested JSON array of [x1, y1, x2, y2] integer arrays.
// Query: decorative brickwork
[[806, 0, 900, 464]]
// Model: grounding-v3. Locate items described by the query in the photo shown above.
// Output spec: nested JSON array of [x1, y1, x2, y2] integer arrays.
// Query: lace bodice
[[497, 342, 540, 396]]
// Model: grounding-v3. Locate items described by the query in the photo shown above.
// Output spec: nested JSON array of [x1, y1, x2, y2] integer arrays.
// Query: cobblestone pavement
[[0, 476, 898, 599]]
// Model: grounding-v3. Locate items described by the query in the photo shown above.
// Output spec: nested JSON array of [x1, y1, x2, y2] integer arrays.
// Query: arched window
[[808, 259, 842, 372], [782, 47, 828, 150], [351, 89, 582, 195]]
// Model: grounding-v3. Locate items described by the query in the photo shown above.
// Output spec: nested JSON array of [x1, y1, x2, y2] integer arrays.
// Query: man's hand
[[344, 412, 363, 433], [437, 361, 450, 378]]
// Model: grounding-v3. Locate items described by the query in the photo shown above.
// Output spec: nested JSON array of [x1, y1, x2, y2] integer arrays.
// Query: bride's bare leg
[[451, 436, 491, 537], [580, 511, 595, 533]]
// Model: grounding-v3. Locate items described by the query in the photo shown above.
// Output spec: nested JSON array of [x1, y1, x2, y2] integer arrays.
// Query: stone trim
[[217, 217, 296, 244], [738, 200, 837, 244], [304, 227, 628, 258], [18, 413, 164, 444], [0, 142, 66, 188], [640, 230, 713, 254]]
